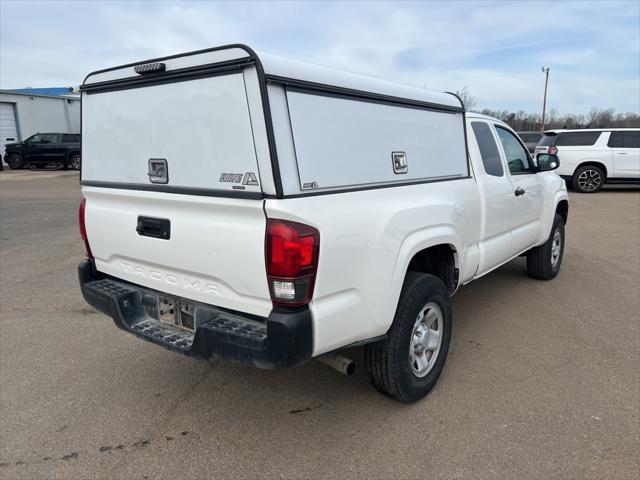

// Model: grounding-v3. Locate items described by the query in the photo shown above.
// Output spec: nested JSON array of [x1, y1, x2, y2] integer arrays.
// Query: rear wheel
[[526, 214, 565, 280], [572, 165, 604, 193], [6, 153, 23, 170], [365, 273, 452, 403]]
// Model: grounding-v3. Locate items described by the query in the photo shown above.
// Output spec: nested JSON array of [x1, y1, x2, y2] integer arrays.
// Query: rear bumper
[[78, 260, 313, 369]]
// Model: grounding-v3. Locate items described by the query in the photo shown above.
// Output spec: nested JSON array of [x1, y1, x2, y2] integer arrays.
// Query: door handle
[[515, 187, 526, 196], [616, 152, 628, 155], [136, 216, 171, 239]]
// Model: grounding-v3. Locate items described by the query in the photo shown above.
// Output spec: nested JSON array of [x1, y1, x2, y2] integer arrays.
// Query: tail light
[[266, 219, 319, 307], [548, 146, 558, 155], [79, 198, 93, 259]]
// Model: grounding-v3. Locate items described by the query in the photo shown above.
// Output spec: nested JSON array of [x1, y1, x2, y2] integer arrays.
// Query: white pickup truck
[[78, 44, 568, 403]]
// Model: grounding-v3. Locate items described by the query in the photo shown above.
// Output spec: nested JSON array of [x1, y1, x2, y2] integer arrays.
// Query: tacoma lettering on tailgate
[[119, 261, 220, 295]]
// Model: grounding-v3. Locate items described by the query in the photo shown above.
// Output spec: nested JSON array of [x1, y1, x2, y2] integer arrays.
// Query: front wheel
[[526, 214, 565, 280], [6, 153, 23, 170], [365, 273, 452, 403]]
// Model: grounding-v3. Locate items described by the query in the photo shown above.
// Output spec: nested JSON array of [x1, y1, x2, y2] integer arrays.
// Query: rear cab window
[[471, 121, 503, 177]]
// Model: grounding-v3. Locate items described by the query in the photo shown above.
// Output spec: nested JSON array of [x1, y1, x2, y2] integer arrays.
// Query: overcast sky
[[1, 0, 638, 115]]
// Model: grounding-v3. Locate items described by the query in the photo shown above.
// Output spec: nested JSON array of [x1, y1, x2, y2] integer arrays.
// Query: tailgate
[[83, 187, 271, 317]]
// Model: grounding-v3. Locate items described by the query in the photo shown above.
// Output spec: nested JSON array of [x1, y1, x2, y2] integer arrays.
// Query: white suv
[[535, 129, 640, 193]]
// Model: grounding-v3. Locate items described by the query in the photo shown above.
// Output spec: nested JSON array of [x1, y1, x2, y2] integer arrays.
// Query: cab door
[[468, 120, 517, 275], [38, 134, 63, 163], [23, 133, 59, 163], [22, 134, 44, 162], [493, 125, 545, 254], [609, 131, 640, 178]]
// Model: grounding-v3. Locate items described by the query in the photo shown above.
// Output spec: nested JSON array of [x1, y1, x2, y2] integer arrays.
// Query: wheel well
[[556, 200, 568, 225], [68, 150, 80, 159], [407, 244, 458, 294], [575, 161, 608, 179]]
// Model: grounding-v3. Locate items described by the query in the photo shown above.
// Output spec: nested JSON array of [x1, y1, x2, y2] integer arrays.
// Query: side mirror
[[536, 153, 559, 172]]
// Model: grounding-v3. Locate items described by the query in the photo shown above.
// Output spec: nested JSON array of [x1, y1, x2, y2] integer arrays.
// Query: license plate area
[[158, 295, 196, 332]]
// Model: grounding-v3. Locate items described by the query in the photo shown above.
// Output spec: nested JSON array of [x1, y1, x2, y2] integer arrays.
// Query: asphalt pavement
[[0, 169, 638, 479]]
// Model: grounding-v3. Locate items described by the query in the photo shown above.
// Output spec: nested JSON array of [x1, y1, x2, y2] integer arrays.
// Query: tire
[[572, 165, 604, 193], [70, 154, 81, 170], [6, 153, 23, 170], [365, 273, 452, 403], [526, 214, 565, 280]]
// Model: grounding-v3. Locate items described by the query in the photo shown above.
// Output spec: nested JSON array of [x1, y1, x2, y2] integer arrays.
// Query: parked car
[[517, 131, 543, 153], [534, 129, 640, 193], [77, 44, 569, 403], [3, 133, 81, 170]]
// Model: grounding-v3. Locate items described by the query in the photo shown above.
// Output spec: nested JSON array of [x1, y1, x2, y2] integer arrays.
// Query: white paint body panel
[[265, 180, 481, 354], [83, 186, 272, 317], [465, 120, 516, 275]]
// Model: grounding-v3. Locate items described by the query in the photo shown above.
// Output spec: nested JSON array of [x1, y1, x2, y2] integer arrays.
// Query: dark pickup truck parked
[[3, 133, 81, 170]]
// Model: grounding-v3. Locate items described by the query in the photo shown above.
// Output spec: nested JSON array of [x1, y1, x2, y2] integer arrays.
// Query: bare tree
[[455, 86, 476, 111], [586, 107, 600, 126], [475, 106, 638, 130]]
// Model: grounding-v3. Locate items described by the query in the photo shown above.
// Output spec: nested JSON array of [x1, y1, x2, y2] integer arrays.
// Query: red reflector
[[79, 198, 93, 259], [548, 146, 558, 155], [266, 219, 319, 307]]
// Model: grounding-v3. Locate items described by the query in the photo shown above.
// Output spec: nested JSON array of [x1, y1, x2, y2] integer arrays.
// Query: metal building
[[0, 90, 80, 156]]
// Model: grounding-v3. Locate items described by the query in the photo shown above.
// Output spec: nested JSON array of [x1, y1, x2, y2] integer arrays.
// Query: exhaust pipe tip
[[345, 361, 355, 376], [317, 353, 356, 376]]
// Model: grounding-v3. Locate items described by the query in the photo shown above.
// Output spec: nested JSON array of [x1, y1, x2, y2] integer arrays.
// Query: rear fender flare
[[385, 225, 461, 322]]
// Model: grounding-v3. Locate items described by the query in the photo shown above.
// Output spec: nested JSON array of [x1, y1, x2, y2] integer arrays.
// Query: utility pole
[[541, 66, 550, 132]]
